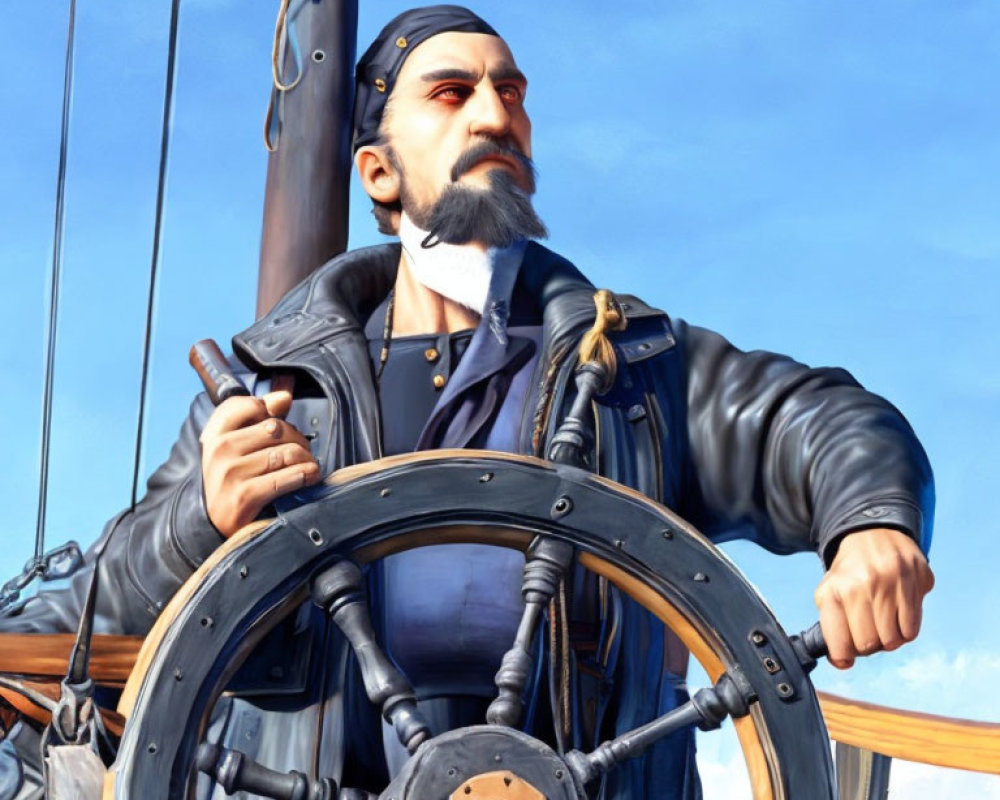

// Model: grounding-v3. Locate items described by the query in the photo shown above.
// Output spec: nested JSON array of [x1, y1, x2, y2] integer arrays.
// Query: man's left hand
[[814, 528, 935, 669]]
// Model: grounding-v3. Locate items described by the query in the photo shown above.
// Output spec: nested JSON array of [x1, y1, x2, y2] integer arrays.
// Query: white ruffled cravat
[[398, 212, 520, 316]]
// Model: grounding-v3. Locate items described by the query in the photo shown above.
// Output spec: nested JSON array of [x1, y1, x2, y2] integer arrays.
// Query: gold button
[[433, 374, 446, 389], [424, 347, 439, 362], [395, 36, 408, 48], [374, 77, 386, 93]]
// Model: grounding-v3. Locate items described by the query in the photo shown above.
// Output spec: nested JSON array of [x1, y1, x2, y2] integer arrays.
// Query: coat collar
[[233, 241, 600, 371]]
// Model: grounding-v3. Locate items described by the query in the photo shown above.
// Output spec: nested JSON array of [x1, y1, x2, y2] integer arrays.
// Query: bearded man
[[0, 6, 934, 799]]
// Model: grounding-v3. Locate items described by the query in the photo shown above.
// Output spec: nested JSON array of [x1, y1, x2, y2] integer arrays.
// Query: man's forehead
[[395, 31, 523, 88]]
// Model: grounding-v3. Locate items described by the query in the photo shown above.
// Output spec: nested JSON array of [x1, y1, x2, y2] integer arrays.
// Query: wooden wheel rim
[[108, 451, 835, 799]]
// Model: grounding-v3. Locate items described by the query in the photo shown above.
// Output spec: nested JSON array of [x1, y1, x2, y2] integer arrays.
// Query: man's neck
[[392, 256, 480, 335]]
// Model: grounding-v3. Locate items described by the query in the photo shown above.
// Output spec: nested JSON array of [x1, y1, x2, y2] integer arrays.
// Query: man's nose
[[467, 84, 512, 138]]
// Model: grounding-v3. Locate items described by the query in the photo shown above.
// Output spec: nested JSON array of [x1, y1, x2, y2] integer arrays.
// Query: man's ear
[[355, 145, 400, 205]]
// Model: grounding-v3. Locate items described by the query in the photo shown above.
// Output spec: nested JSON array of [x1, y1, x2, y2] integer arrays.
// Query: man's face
[[376, 32, 539, 240]]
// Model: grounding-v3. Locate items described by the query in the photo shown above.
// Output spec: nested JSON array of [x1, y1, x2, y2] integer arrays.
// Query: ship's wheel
[[108, 451, 836, 799]]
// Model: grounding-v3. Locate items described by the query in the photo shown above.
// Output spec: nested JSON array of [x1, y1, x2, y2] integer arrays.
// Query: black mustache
[[450, 140, 536, 185]]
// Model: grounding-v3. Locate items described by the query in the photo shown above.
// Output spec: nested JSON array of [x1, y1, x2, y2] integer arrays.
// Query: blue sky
[[2, 1, 999, 794]]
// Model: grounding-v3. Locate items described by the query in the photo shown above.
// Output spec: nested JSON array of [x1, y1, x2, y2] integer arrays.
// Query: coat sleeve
[[671, 319, 934, 565], [0, 393, 224, 636]]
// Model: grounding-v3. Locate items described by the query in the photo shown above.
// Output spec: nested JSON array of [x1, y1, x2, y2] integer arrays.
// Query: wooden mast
[[256, 0, 359, 319]]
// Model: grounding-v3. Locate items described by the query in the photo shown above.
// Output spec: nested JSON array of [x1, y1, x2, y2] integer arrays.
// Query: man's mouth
[[450, 141, 535, 188], [468, 154, 520, 174]]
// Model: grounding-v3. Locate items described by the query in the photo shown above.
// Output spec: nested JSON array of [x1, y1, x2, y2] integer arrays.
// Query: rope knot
[[577, 289, 628, 393]]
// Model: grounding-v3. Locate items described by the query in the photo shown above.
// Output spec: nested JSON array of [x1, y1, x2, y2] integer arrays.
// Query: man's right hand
[[199, 390, 322, 538]]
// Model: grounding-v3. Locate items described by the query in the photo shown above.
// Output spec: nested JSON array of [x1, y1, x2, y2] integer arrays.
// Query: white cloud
[[890, 761, 1000, 799], [695, 647, 1000, 797], [697, 727, 754, 799], [819, 647, 1000, 722], [697, 741, 1000, 799]]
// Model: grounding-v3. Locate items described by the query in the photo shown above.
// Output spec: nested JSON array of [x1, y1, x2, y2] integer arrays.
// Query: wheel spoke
[[563, 669, 756, 785], [196, 742, 376, 800], [312, 560, 431, 753], [486, 536, 574, 727]]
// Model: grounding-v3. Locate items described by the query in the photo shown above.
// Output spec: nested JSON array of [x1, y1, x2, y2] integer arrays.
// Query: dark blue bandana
[[353, 5, 499, 152]]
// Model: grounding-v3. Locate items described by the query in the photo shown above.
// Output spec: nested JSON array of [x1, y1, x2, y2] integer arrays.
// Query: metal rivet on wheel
[[308, 528, 323, 546], [494, 753, 502, 762], [479, 472, 494, 483], [239, 565, 248, 578], [311, 49, 325, 62], [614, 539, 625, 549], [763, 656, 780, 674], [447, 768, 457, 777], [380, 488, 391, 497], [147, 743, 158, 754], [693, 572, 709, 583], [551, 496, 573, 518], [173, 667, 183, 681], [662, 529, 674, 540], [750, 630, 767, 646], [777, 682, 794, 698], [200, 616, 213, 628], [554, 769, 564, 779]]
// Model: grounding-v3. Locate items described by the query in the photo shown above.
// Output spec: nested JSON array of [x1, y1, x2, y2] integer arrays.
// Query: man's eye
[[498, 85, 523, 104], [434, 85, 470, 102]]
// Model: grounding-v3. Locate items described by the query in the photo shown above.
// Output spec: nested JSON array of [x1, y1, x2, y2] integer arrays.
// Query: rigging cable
[[131, 0, 183, 509], [34, 0, 78, 563]]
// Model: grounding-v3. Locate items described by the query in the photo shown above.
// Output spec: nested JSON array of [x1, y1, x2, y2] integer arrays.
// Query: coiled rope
[[577, 289, 627, 389]]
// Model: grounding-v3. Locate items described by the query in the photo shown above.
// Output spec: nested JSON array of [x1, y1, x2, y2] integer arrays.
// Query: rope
[[131, 0, 182, 509], [577, 289, 627, 388], [264, 0, 305, 152], [559, 579, 572, 740], [34, 0, 77, 563], [272, 0, 304, 92]]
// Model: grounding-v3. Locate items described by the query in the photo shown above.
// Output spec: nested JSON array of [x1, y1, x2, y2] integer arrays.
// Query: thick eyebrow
[[419, 65, 527, 85], [489, 65, 527, 85], [420, 67, 479, 84]]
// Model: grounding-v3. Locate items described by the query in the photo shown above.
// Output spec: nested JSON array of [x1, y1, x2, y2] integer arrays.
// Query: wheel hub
[[381, 726, 580, 800]]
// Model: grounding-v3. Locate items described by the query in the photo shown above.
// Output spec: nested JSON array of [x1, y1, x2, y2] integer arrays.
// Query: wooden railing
[[818, 691, 1000, 799], [2, 635, 999, 797]]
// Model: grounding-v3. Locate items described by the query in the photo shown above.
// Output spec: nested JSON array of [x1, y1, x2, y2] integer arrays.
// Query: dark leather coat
[[2, 240, 932, 637]]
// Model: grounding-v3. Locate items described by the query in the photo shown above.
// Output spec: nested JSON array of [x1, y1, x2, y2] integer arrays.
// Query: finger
[[817, 590, 855, 669], [263, 389, 293, 419], [215, 443, 318, 482], [217, 417, 313, 457], [243, 461, 323, 507], [872, 585, 905, 652], [201, 395, 270, 439], [920, 561, 936, 594], [270, 374, 296, 395], [844, 594, 882, 658], [208, 459, 323, 536], [897, 569, 923, 642], [258, 443, 318, 477]]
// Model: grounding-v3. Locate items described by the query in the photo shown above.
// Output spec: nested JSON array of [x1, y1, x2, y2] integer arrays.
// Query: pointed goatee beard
[[414, 169, 548, 249], [394, 140, 548, 249]]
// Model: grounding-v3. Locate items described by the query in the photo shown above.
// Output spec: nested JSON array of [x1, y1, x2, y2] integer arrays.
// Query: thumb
[[262, 389, 293, 419]]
